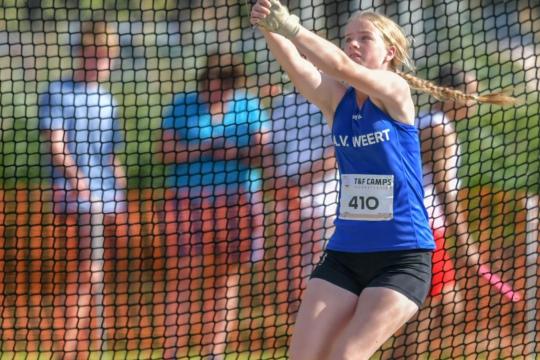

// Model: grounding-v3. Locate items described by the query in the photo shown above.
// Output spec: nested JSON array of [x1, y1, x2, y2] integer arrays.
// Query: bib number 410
[[348, 195, 379, 210], [339, 174, 393, 221]]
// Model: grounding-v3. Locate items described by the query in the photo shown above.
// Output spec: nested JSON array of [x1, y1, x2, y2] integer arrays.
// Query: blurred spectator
[[38, 21, 126, 360], [389, 65, 520, 358], [159, 53, 272, 359], [266, 87, 337, 313]]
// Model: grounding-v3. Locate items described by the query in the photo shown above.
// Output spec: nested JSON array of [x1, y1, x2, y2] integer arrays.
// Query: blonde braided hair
[[350, 11, 518, 107], [397, 70, 518, 106]]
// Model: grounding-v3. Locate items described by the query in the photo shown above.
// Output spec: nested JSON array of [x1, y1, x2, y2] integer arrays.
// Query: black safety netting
[[0, 1, 539, 359]]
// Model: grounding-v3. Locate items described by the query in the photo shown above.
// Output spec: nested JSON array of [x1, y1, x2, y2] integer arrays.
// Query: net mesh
[[0, 0, 539, 359]]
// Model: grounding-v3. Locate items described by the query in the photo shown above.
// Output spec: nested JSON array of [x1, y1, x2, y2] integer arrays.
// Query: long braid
[[396, 70, 518, 106]]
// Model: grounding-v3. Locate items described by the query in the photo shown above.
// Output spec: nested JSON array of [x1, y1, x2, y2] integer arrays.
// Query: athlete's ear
[[384, 45, 396, 64]]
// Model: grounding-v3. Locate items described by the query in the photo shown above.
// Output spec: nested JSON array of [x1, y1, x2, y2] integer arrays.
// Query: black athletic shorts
[[310, 249, 432, 307]]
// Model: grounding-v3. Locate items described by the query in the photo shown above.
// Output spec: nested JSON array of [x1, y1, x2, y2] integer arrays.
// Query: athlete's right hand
[[250, 0, 301, 39]]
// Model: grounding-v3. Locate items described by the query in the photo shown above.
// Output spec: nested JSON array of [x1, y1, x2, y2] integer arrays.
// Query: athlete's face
[[344, 17, 395, 70]]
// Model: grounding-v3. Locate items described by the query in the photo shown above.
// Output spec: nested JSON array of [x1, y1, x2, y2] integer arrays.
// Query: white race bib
[[338, 174, 394, 221]]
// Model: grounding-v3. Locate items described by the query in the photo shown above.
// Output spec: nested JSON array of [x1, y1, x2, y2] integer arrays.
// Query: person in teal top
[[162, 89, 267, 193], [159, 54, 272, 359]]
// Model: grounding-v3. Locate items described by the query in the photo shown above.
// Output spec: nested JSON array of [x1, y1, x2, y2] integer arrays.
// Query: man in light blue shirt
[[38, 21, 125, 359], [39, 80, 126, 214]]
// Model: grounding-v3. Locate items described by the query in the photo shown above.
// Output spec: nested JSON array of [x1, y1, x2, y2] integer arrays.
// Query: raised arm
[[291, 27, 414, 124], [251, 0, 415, 124], [251, 4, 345, 125]]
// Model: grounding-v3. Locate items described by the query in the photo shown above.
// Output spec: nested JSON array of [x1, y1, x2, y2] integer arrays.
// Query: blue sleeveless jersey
[[328, 87, 435, 252]]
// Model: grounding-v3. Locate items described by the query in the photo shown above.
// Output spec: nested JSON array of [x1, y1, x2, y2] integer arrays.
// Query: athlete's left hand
[[250, 0, 301, 39]]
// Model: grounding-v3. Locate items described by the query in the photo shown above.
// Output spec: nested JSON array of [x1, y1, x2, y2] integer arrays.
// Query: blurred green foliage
[[0, 1, 538, 194]]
